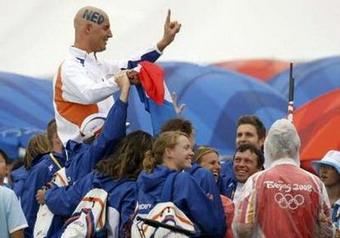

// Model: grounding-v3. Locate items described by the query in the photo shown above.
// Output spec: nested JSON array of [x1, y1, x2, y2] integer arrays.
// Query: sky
[[1, 0, 340, 77]]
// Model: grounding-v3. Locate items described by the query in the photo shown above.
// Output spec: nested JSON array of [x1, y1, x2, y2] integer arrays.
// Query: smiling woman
[[193, 146, 221, 181], [135, 131, 226, 237]]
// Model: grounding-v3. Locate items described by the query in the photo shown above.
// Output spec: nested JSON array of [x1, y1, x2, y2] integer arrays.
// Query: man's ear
[[85, 23, 93, 34]]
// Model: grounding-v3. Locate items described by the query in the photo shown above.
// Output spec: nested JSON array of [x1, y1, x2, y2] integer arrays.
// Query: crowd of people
[[0, 5, 339, 238]]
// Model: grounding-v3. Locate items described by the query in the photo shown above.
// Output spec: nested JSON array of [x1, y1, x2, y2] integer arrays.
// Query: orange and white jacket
[[53, 46, 162, 144]]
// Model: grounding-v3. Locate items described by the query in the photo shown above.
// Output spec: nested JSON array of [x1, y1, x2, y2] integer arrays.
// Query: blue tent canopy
[[0, 72, 53, 158], [1, 56, 339, 168], [164, 62, 287, 154]]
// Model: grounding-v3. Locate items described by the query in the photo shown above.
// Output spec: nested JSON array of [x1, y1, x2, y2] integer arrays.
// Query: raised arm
[[65, 72, 130, 182], [157, 10, 181, 52]]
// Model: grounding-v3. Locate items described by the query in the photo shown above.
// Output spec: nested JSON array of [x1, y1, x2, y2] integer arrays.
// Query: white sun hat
[[312, 150, 340, 174]]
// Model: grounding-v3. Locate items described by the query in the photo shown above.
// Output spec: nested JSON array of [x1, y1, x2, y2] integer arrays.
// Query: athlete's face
[[236, 124, 263, 149], [233, 149, 261, 183], [319, 165, 340, 187], [199, 151, 221, 181], [88, 14, 112, 52], [167, 135, 194, 171]]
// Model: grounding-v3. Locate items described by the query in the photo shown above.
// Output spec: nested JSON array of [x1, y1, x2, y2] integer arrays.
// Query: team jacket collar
[[69, 46, 89, 60]]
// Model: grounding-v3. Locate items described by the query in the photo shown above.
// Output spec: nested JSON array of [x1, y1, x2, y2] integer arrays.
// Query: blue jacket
[[42, 99, 128, 237], [46, 171, 137, 237], [21, 152, 66, 238], [64, 98, 127, 184], [10, 165, 28, 199], [136, 165, 226, 237], [186, 163, 221, 196]]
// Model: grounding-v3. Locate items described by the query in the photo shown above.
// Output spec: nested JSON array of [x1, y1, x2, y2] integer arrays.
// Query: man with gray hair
[[233, 118, 333, 238]]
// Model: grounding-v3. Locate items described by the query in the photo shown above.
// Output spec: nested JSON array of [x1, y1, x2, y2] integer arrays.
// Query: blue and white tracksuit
[[21, 152, 66, 238], [136, 165, 226, 237]]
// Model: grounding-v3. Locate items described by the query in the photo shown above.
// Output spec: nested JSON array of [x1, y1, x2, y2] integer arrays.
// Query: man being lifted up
[[53, 6, 181, 144]]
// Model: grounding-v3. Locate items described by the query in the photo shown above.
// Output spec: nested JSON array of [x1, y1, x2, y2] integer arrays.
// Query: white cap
[[312, 150, 340, 174], [79, 113, 106, 140]]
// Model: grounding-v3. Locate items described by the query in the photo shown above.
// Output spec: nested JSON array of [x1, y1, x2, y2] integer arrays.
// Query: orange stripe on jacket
[[55, 64, 99, 127]]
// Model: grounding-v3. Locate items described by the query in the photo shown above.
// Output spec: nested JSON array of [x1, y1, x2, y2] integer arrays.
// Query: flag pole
[[287, 62, 295, 122]]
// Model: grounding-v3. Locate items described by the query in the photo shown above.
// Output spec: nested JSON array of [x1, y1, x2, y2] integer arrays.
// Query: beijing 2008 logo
[[274, 193, 304, 210]]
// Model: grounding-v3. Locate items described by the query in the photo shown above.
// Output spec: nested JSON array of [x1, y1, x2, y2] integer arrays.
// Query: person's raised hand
[[157, 10, 181, 51], [171, 91, 186, 116]]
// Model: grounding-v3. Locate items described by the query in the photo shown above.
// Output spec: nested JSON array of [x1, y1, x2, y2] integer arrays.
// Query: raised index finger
[[165, 9, 171, 25]]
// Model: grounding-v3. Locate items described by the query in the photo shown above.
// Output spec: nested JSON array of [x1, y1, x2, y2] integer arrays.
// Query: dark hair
[[24, 133, 50, 169], [234, 143, 264, 169], [237, 115, 266, 140], [95, 131, 153, 180], [46, 119, 57, 149], [143, 131, 188, 173], [0, 149, 9, 164], [160, 118, 193, 136]]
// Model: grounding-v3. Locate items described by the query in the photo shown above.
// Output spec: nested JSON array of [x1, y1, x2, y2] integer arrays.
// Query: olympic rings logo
[[274, 193, 305, 210]]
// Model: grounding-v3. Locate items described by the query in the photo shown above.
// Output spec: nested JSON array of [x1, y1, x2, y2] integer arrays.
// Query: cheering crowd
[[0, 5, 339, 238]]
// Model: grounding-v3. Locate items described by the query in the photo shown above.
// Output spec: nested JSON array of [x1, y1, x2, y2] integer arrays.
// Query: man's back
[[236, 160, 331, 238]]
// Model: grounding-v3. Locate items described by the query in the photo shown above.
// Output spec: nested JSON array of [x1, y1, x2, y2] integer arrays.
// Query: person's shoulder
[[31, 155, 51, 171], [61, 54, 86, 74], [105, 179, 137, 201], [0, 185, 16, 199], [176, 171, 196, 184], [290, 166, 323, 184], [195, 166, 212, 176], [246, 170, 266, 185], [116, 180, 137, 195]]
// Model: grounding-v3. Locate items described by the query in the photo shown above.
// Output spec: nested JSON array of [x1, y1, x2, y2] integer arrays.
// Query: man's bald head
[[74, 6, 109, 29], [73, 6, 112, 53]]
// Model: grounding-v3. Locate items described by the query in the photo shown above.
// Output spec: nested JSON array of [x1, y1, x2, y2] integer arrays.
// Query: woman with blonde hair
[[136, 131, 226, 237], [194, 146, 234, 238], [21, 133, 53, 237], [23, 133, 50, 170]]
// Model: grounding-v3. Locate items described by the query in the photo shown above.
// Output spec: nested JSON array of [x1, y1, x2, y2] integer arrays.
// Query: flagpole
[[287, 62, 295, 122]]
